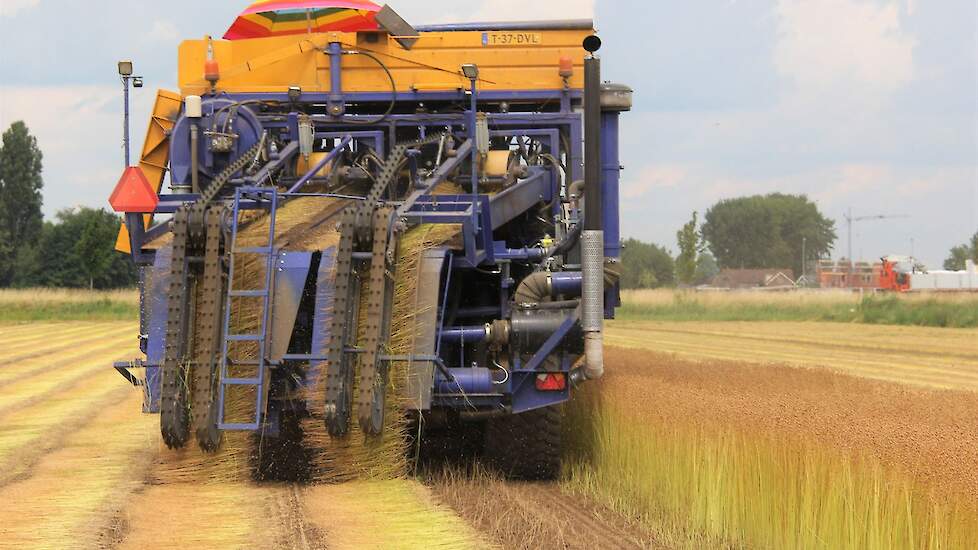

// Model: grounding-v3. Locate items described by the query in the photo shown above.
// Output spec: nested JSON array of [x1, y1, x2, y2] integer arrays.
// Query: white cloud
[[623, 165, 688, 200], [0, 0, 39, 18], [775, 0, 916, 106], [812, 164, 891, 204]]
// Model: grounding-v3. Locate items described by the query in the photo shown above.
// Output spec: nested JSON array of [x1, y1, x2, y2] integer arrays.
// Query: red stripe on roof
[[241, 0, 380, 16]]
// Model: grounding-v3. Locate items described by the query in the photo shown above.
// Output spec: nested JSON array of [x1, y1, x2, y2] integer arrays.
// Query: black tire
[[484, 405, 562, 480], [409, 412, 485, 473]]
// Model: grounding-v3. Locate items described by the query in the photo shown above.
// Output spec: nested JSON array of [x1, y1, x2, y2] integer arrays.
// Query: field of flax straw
[[558, 291, 978, 548], [2, 286, 977, 549]]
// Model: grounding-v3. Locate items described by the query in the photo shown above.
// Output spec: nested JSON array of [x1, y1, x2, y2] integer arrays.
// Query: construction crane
[[844, 209, 910, 265], [106, 4, 630, 480]]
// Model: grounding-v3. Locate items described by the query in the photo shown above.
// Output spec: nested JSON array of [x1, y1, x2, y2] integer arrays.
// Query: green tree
[[675, 212, 700, 285], [18, 207, 137, 289], [943, 232, 978, 270], [0, 121, 44, 286], [621, 238, 675, 289], [701, 193, 835, 276], [76, 211, 119, 289], [694, 251, 720, 285]]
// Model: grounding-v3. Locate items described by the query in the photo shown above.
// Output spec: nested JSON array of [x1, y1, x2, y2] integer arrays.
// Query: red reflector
[[109, 166, 158, 213], [535, 373, 566, 391]]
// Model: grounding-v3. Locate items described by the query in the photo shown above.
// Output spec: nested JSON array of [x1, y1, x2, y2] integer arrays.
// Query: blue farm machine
[[110, 5, 630, 479]]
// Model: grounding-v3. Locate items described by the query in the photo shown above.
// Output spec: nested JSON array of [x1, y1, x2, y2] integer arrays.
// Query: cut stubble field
[[0, 322, 488, 550], [606, 319, 978, 390], [2, 317, 976, 549]]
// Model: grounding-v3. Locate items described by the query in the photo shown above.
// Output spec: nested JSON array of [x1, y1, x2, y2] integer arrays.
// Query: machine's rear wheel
[[484, 405, 563, 480]]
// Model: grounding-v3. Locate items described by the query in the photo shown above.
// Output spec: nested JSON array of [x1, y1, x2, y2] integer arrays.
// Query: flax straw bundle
[[155, 198, 343, 484], [155, 194, 460, 483], [153, 253, 276, 484], [299, 222, 459, 482]]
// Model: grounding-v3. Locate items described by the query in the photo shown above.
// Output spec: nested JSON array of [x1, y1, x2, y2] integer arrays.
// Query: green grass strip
[[0, 300, 140, 322], [0, 289, 140, 322], [619, 293, 978, 328]]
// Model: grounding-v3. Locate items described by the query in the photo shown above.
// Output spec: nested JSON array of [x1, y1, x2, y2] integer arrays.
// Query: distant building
[[711, 268, 796, 289], [817, 259, 881, 289]]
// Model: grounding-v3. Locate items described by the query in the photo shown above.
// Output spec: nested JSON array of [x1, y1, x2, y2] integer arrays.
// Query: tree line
[[622, 193, 836, 288], [0, 122, 137, 289], [624, 192, 978, 289], [944, 232, 978, 271]]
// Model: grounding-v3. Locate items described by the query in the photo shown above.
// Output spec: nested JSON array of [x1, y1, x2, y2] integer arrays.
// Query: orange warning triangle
[[108, 166, 159, 213]]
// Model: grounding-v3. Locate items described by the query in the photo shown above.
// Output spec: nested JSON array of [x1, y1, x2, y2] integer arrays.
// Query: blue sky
[[0, 0, 975, 267]]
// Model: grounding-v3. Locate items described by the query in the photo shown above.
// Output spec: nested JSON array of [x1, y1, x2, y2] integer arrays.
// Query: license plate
[[483, 32, 543, 46]]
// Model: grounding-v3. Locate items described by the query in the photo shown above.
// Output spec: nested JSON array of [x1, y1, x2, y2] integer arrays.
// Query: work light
[[461, 63, 479, 80]]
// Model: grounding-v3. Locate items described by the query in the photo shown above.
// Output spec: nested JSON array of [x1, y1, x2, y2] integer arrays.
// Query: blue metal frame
[[142, 245, 171, 413], [127, 64, 624, 421], [208, 90, 582, 108], [308, 246, 337, 410]]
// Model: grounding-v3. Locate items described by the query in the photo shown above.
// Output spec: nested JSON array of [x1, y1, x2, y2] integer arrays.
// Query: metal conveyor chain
[[161, 207, 192, 448], [324, 134, 442, 437], [193, 205, 225, 452], [161, 141, 264, 449]]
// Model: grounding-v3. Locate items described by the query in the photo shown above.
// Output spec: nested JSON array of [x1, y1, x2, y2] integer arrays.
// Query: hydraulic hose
[[514, 271, 550, 305], [342, 49, 397, 125]]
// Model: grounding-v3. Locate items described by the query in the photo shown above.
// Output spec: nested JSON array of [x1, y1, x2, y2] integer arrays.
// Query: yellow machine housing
[[177, 29, 591, 95]]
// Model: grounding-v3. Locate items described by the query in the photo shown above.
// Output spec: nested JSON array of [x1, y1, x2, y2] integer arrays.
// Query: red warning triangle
[[109, 166, 159, 213]]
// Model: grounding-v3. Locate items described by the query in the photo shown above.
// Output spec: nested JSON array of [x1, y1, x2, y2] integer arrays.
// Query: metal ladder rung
[[229, 359, 263, 366], [229, 289, 269, 298], [223, 377, 262, 385], [235, 246, 274, 254], [226, 334, 263, 342], [221, 422, 260, 430]]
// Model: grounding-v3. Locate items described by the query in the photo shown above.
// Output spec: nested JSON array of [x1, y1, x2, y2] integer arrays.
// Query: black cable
[[342, 50, 397, 125], [209, 100, 280, 132]]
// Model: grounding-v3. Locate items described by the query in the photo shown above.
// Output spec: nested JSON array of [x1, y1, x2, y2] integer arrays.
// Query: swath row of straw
[[153, 195, 459, 484]]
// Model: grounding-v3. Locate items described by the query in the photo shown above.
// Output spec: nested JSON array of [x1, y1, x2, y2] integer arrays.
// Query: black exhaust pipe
[[581, 40, 604, 380]]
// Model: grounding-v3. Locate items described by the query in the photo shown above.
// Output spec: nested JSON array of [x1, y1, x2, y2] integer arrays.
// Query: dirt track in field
[[601, 346, 978, 502], [429, 472, 663, 550], [607, 320, 978, 390]]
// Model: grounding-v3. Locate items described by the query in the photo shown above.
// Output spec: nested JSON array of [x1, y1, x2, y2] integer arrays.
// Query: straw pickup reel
[[324, 136, 443, 438]]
